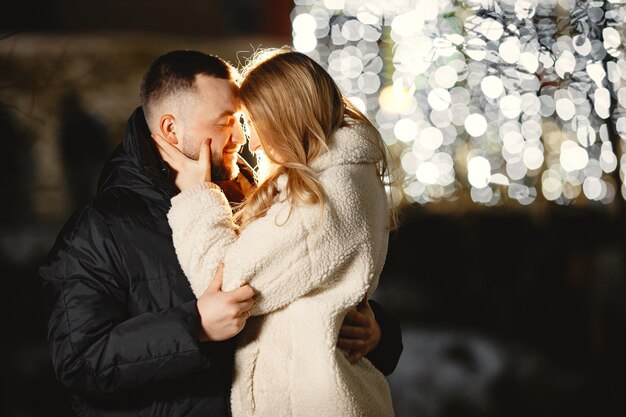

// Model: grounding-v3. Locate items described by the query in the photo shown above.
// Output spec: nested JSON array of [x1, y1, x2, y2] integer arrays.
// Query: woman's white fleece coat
[[168, 123, 394, 417]]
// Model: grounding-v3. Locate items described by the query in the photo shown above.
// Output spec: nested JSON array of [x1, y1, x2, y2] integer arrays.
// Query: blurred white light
[[404, 181, 425, 198], [416, 161, 440, 184], [618, 88, 626, 108], [594, 88, 611, 119], [292, 13, 317, 34], [428, 88, 452, 111], [348, 96, 367, 114], [563, 183, 582, 199], [471, 186, 494, 203], [379, 85, 415, 114], [509, 184, 536, 205], [521, 93, 541, 115], [401, 151, 418, 174], [583, 177, 603, 200], [607, 61, 621, 83], [603, 27, 621, 55], [339, 55, 364, 78], [394, 118, 418, 142], [324, 0, 345, 9], [523, 147, 544, 170], [507, 159, 528, 180], [357, 73, 381, 94], [294, 0, 626, 205], [419, 126, 444, 150], [391, 11, 422, 37], [468, 156, 491, 188], [539, 95, 556, 116], [481, 75, 504, 99], [600, 149, 618, 173], [573, 34, 592, 56], [466, 38, 487, 61], [555, 98, 576, 120], [542, 177, 562, 201], [342, 19, 365, 41], [489, 173, 510, 186], [519, 52, 539, 73], [480, 18, 504, 41], [521, 119, 542, 142], [293, 33, 318, 53], [587, 61, 606, 87], [420, 0, 441, 21], [357, 10, 380, 25], [560, 140, 589, 172], [555, 50, 576, 78], [434, 66, 458, 88], [503, 131, 525, 154], [617, 118, 626, 139], [450, 103, 470, 125], [515, 0, 537, 19], [331, 23, 348, 45], [499, 37, 521, 64], [584, 158, 603, 179], [465, 114, 488, 137], [500, 95, 522, 119]]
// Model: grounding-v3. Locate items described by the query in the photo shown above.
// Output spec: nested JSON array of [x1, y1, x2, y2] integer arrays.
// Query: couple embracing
[[41, 48, 402, 417]]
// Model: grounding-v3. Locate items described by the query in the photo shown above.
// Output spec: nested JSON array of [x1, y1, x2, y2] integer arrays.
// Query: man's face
[[177, 75, 245, 181]]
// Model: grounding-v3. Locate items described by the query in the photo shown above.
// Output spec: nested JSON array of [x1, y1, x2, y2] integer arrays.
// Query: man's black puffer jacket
[[40, 107, 402, 417], [41, 108, 234, 416]]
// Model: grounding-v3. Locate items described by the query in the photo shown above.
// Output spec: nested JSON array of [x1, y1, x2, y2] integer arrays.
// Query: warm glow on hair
[[235, 48, 391, 228]]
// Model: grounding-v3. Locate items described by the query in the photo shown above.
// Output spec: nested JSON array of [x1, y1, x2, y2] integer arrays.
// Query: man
[[41, 50, 402, 417]]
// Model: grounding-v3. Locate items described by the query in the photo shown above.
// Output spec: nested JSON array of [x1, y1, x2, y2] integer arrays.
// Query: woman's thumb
[[208, 263, 224, 292]]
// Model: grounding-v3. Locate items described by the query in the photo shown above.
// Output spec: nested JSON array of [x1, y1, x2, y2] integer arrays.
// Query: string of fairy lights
[[290, 0, 626, 207]]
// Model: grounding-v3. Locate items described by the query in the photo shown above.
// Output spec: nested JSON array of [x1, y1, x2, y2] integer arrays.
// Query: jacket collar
[[97, 107, 179, 199]]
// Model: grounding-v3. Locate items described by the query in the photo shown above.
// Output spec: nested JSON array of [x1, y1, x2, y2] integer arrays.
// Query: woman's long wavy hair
[[234, 48, 392, 228]]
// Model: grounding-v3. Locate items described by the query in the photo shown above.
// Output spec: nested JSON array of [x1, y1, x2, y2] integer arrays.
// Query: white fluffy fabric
[[168, 122, 394, 417]]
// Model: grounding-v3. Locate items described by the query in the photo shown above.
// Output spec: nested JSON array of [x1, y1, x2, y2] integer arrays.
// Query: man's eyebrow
[[215, 110, 237, 119]]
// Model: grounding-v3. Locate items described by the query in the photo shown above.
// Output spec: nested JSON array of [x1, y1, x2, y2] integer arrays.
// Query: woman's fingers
[[151, 132, 216, 190], [199, 138, 212, 182], [151, 134, 178, 164], [151, 133, 186, 168]]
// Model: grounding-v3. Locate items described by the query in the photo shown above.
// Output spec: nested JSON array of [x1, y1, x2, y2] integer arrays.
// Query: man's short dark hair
[[140, 50, 235, 120]]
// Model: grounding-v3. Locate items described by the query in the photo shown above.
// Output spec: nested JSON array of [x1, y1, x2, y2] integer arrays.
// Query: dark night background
[[2, 1, 626, 416]]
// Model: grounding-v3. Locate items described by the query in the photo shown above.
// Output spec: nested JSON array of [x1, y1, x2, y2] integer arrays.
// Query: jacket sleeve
[[168, 183, 352, 316], [365, 299, 403, 376], [40, 206, 219, 398]]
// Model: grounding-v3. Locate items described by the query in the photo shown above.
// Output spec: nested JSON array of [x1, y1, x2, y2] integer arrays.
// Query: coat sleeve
[[366, 299, 403, 376], [168, 183, 353, 316], [40, 207, 220, 398]]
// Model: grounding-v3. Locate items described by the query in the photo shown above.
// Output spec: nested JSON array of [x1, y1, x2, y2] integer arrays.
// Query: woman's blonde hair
[[235, 48, 391, 228]]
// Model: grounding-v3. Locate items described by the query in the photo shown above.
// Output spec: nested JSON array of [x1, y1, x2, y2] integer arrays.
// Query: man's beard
[[182, 137, 238, 182], [211, 153, 238, 182]]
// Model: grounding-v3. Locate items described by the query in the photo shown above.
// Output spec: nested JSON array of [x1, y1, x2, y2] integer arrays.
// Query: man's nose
[[231, 123, 246, 146]]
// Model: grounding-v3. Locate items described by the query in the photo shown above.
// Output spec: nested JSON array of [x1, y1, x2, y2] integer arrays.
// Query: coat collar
[[97, 107, 179, 199], [310, 121, 384, 173]]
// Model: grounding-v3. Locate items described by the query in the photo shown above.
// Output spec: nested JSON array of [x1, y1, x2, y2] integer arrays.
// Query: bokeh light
[[292, 0, 626, 206]]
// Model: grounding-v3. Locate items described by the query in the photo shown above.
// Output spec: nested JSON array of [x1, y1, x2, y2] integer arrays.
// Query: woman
[[160, 49, 394, 416]]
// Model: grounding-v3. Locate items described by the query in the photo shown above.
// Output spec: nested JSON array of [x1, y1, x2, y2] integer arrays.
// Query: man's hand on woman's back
[[197, 264, 255, 342], [337, 296, 381, 363]]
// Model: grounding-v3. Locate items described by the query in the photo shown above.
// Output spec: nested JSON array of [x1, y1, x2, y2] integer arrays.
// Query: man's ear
[[158, 114, 179, 145]]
